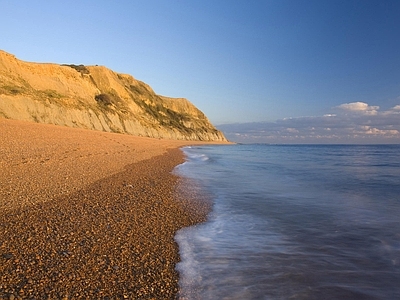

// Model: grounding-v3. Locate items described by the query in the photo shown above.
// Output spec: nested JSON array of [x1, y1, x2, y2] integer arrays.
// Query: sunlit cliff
[[0, 50, 227, 141]]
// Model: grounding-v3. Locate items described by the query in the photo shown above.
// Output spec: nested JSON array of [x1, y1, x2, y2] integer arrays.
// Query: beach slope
[[0, 118, 210, 299]]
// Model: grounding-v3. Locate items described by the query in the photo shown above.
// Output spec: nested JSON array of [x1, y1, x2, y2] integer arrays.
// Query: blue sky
[[2, 0, 400, 143]]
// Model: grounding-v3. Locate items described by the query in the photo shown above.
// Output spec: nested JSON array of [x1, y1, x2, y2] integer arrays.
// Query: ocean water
[[174, 144, 400, 300]]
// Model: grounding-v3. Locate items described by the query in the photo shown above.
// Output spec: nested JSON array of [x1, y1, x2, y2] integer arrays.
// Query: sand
[[0, 119, 213, 299]]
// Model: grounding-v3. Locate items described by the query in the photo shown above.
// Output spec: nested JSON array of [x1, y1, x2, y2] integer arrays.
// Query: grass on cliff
[[0, 84, 64, 101], [37, 89, 64, 99], [0, 85, 26, 95], [94, 91, 130, 114], [126, 83, 195, 133], [62, 64, 90, 75]]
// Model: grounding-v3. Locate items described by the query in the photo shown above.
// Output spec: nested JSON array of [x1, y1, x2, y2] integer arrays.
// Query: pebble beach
[[0, 119, 211, 299]]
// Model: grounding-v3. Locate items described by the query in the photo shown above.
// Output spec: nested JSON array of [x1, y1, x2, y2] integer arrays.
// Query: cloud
[[218, 101, 400, 144], [286, 128, 299, 133], [337, 102, 379, 115], [355, 125, 399, 135]]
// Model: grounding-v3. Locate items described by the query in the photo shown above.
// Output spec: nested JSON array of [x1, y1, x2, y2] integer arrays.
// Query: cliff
[[0, 50, 227, 141]]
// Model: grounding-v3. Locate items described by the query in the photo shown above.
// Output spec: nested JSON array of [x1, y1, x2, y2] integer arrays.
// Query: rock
[[2, 253, 13, 260]]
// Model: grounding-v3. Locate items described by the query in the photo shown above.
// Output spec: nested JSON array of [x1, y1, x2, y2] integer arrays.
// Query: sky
[[1, 0, 400, 143]]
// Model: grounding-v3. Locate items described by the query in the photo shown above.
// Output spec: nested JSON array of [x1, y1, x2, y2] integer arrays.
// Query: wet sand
[[0, 119, 212, 299]]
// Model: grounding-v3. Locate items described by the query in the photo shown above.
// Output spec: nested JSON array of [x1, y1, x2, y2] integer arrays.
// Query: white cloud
[[362, 127, 399, 135], [337, 102, 379, 115], [218, 101, 400, 144]]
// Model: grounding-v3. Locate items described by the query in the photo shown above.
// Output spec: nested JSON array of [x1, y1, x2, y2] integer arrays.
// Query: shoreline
[[0, 119, 218, 299]]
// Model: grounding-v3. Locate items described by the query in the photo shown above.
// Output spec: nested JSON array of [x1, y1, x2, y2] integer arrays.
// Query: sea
[[173, 144, 400, 300]]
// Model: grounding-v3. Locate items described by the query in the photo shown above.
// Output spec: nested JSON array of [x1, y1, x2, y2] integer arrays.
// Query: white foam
[[175, 227, 204, 299]]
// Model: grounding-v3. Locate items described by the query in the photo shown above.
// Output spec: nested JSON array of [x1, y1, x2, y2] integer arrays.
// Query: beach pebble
[[0, 120, 211, 299]]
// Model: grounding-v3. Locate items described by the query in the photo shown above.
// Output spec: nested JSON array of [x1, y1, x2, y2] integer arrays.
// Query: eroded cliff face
[[0, 50, 227, 141]]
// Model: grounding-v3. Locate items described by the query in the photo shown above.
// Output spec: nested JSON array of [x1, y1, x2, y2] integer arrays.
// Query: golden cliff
[[0, 50, 227, 141]]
